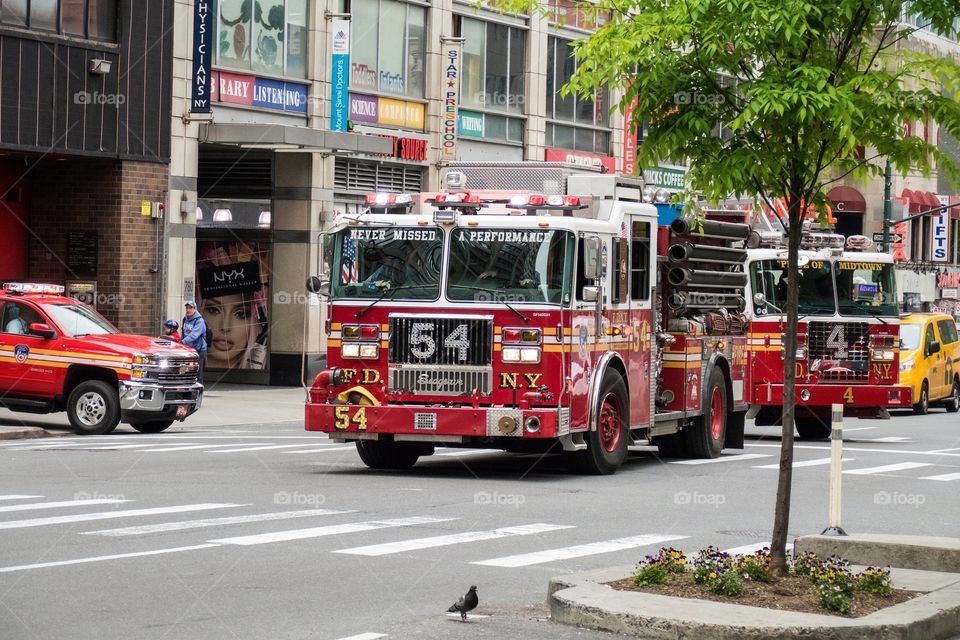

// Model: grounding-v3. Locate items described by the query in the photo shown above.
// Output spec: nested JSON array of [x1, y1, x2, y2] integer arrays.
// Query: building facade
[[0, 0, 174, 336]]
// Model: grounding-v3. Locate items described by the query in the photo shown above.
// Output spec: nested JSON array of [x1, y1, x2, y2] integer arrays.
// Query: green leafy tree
[[494, 0, 960, 574]]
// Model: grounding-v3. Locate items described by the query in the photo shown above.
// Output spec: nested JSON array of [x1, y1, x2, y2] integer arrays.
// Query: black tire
[[67, 380, 121, 435], [653, 433, 687, 458], [683, 367, 727, 458], [795, 416, 832, 440], [913, 380, 929, 415], [356, 440, 432, 470], [945, 380, 960, 413], [568, 370, 629, 475], [129, 419, 175, 433]]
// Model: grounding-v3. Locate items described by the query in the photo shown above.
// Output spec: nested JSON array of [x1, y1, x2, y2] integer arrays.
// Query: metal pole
[[882, 159, 892, 253], [822, 403, 848, 536]]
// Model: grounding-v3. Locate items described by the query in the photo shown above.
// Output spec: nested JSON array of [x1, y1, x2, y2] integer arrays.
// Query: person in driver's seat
[[4, 305, 28, 334]]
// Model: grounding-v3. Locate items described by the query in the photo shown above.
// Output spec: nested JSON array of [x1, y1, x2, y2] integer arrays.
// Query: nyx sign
[[198, 261, 261, 297]]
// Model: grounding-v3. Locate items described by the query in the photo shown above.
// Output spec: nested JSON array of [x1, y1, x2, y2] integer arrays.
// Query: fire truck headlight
[[358, 344, 380, 359], [872, 349, 895, 362], [899, 359, 915, 372], [502, 347, 521, 362], [502, 347, 540, 363], [342, 344, 361, 358]]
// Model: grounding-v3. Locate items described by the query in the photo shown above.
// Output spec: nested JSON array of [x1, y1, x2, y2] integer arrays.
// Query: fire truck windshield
[[447, 229, 572, 304], [42, 303, 117, 337], [328, 226, 442, 300], [750, 259, 836, 315], [835, 260, 897, 317]]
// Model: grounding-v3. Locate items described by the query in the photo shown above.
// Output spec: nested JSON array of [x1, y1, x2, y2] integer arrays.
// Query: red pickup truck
[[0, 283, 203, 434]]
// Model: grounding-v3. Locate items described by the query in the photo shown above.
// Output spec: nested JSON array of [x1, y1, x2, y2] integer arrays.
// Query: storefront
[[827, 186, 866, 237], [934, 270, 960, 319]]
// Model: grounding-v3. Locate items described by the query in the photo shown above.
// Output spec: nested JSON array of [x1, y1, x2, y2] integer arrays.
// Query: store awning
[[901, 188, 942, 213], [200, 123, 393, 155], [827, 185, 866, 213]]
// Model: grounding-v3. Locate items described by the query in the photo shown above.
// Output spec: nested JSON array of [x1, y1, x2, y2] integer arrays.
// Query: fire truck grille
[[389, 315, 493, 366], [389, 366, 493, 396], [808, 322, 870, 383]]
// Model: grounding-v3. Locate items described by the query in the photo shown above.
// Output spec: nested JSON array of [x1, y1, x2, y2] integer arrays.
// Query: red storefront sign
[[211, 71, 254, 106], [373, 134, 428, 162], [622, 82, 638, 176], [938, 272, 960, 289], [544, 148, 616, 173]]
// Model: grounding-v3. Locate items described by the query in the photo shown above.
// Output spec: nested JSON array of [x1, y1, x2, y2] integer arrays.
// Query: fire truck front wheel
[[67, 380, 121, 435], [356, 440, 434, 470], [795, 416, 831, 440], [683, 367, 727, 459], [569, 370, 629, 475]]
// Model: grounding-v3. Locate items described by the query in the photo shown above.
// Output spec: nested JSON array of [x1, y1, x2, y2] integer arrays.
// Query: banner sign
[[622, 81, 638, 175], [642, 166, 686, 190], [190, 0, 212, 112], [891, 220, 910, 262], [933, 195, 950, 262], [440, 40, 463, 161], [330, 19, 351, 131], [458, 111, 484, 137], [210, 72, 307, 113]]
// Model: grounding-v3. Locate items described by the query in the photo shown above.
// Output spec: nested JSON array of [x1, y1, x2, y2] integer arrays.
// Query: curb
[[796, 534, 960, 574], [0, 427, 51, 441], [548, 565, 960, 640]]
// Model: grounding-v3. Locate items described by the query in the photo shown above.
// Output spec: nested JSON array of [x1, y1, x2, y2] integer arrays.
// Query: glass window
[[508, 28, 525, 113], [630, 221, 650, 301], [485, 23, 510, 109], [835, 261, 897, 317], [900, 324, 922, 350], [406, 7, 425, 98], [286, 0, 307, 76], [553, 123, 575, 149], [252, 1, 285, 76], [30, 0, 58, 31], [378, 0, 406, 94], [331, 227, 442, 301], [219, 0, 253, 70], [350, 0, 379, 91], [485, 113, 506, 140], [555, 39, 575, 119], [2, 302, 44, 334], [545, 38, 555, 116], [1, 0, 28, 26], [87, 0, 115, 40], [61, 0, 84, 35], [507, 117, 523, 142], [461, 18, 485, 108], [750, 259, 836, 316], [937, 319, 959, 344], [924, 324, 936, 354], [574, 127, 593, 152], [448, 229, 572, 305], [42, 303, 117, 337]]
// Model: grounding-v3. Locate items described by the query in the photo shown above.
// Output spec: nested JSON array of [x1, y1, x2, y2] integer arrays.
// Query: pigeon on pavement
[[447, 585, 479, 622]]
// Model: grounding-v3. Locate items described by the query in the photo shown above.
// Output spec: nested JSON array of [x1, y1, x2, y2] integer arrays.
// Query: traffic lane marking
[[135, 444, 245, 452], [335, 634, 388, 640], [210, 516, 457, 546], [82, 508, 358, 536], [284, 446, 358, 454], [745, 443, 960, 458], [670, 454, 771, 465], [753, 457, 855, 469], [0, 498, 130, 513], [472, 533, 688, 567], [843, 462, 933, 476], [0, 495, 44, 501], [207, 444, 315, 453], [334, 523, 575, 557], [0, 544, 221, 573], [0, 503, 244, 530], [919, 473, 960, 482], [722, 542, 793, 556]]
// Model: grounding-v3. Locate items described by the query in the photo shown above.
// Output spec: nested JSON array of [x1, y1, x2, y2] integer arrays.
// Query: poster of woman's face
[[196, 240, 270, 371]]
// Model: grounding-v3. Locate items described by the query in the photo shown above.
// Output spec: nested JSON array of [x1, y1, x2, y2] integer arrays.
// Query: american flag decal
[[341, 236, 359, 284]]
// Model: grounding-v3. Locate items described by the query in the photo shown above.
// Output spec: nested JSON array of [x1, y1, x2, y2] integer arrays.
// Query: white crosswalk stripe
[[334, 633, 388, 640], [135, 444, 238, 452], [721, 542, 792, 556], [434, 449, 500, 457], [0, 503, 243, 530], [473, 533, 688, 567], [82, 508, 358, 536], [211, 516, 456, 546], [284, 446, 357, 454], [208, 444, 313, 453], [670, 453, 771, 465], [0, 498, 130, 513], [0, 495, 43, 501], [753, 457, 855, 469], [843, 462, 933, 475], [919, 472, 960, 482], [334, 523, 575, 557], [0, 544, 220, 573]]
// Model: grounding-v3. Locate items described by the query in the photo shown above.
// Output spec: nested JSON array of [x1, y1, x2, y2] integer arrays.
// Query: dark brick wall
[[27, 158, 168, 335]]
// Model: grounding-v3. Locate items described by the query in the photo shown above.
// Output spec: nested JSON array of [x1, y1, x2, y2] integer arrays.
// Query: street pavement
[[0, 405, 957, 640]]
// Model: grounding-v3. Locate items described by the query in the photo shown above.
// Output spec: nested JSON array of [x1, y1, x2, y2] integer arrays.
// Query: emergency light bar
[[800, 232, 845, 249], [364, 193, 413, 206], [507, 193, 585, 212], [3, 282, 65, 295], [434, 192, 479, 204], [845, 235, 875, 251]]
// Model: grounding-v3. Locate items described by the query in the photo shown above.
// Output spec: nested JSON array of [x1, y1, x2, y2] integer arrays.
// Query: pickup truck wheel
[[795, 416, 832, 440], [913, 381, 929, 415], [945, 380, 960, 413], [356, 440, 432, 470], [683, 367, 726, 458], [568, 370, 629, 475], [67, 380, 121, 435], [129, 420, 175, 433]]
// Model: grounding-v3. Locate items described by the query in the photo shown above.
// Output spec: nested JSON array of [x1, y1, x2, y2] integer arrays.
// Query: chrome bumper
[[118, 380, 203, 415]]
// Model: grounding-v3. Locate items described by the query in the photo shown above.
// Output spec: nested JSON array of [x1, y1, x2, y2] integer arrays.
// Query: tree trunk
[[770, 193, 804, 576]]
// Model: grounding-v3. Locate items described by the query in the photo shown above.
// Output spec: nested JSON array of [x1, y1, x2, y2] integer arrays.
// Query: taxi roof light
[[3, 282, 65, 295]]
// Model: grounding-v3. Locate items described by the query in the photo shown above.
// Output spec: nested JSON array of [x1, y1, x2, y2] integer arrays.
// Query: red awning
[[827, 186, 866, 213], [901, 188, 941, 213]]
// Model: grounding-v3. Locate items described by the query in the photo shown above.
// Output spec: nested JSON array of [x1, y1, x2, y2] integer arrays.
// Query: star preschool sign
[[440, 40, 463, 161]]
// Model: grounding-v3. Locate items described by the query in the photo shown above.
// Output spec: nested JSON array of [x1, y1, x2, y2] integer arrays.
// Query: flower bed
[[608, 547, 916, 618]]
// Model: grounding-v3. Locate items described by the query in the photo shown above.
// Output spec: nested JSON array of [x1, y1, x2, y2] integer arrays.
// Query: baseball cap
[[184, 300, 197, 308]]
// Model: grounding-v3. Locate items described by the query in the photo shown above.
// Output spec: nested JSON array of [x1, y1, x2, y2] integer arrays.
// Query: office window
[[456, 17, 525, 113], [346, 0, 426, 98], [0, 0, 115, 40], [630, 221, 651, 301], [545, 36, 611, 155], [217, 0, 310, 78]]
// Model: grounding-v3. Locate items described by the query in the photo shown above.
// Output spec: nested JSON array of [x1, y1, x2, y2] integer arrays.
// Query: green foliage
[[633, 563, 670, 587], [709, 570, 745, 597], [818, 584, 852, 614], [792, 551, 820, 577], [858, 566, 894, 596], [735, 548, 773, 583], [692, 546, 734, 584], [632, 547, 689, 586]]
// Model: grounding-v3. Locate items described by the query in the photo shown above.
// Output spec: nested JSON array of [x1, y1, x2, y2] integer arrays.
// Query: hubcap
[[598, 392, 622, 453], [710, 387, 723, 441], [76, 392, 106, 426]]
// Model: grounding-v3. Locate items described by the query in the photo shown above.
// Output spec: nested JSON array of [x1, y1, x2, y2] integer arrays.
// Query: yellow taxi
[[899, 313, 960, 414]]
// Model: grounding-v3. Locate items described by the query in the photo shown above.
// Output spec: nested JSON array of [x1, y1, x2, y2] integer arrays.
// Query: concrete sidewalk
[[0, 383, 307, 439]]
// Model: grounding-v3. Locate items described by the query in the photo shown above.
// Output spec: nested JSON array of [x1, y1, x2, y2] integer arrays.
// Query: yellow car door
[[921, 323, 944, 401]]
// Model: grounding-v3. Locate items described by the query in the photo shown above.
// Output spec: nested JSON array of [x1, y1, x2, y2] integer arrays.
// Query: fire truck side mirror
[[582, 286, 600, 302], [583, 237, 601, 280], [306, 276, 329, 297], [753, 292, 767, 307]]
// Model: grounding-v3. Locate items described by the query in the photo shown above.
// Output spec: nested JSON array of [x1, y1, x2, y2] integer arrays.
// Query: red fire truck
[[304, 162, 752, 474], [744, 229, 912, 438]]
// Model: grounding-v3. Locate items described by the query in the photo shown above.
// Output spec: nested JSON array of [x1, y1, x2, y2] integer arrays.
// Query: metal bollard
[[821, 403, 848, 536]]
